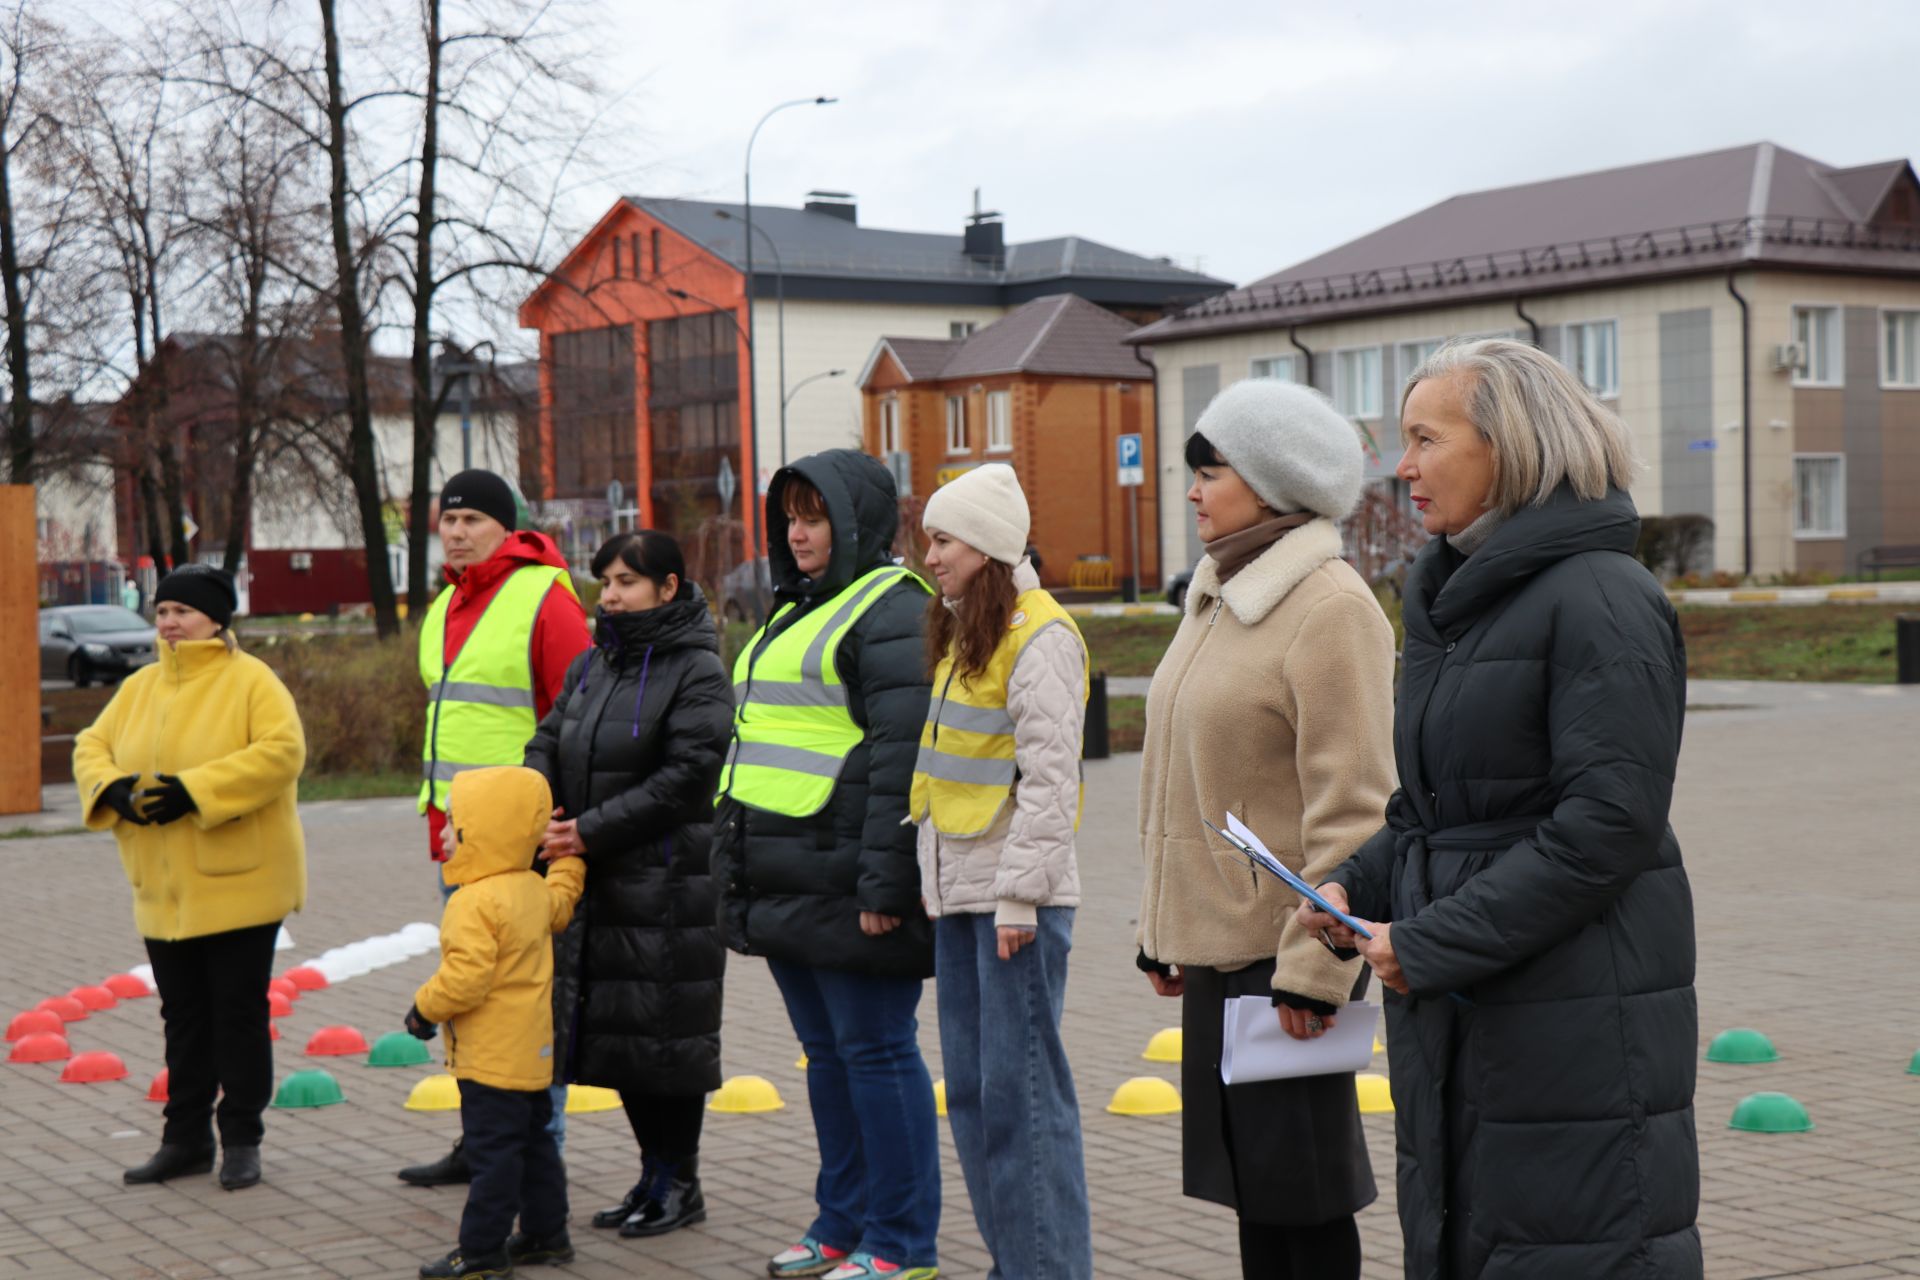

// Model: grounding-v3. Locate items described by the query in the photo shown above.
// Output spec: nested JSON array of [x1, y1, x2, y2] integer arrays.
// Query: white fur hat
[[922, 463, 1030, 565], [1193, 379, 1364, 520]]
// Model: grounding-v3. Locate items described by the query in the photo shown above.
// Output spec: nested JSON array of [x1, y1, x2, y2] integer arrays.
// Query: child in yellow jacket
[[406, 766, 584, 1280]]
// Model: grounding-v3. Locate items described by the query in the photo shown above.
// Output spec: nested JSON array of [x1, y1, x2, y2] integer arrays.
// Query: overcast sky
[[585, 0, 1918, 285]]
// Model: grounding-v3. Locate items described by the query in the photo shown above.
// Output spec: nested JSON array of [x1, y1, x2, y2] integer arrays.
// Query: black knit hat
[[154, 565, 238, 629], [439, 469, 519, 532]]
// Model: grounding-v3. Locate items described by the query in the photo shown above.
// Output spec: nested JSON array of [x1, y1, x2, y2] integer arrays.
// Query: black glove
[[1272, 990, 1338, 1015], [1134, 947, 1173, 980], [136, 774, 196, 826], [404, 1004, 437, 1041], [101, 776, 148, 826]]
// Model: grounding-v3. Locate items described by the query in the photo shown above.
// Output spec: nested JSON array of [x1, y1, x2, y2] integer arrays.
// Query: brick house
[[859, 293, 1159, 593]]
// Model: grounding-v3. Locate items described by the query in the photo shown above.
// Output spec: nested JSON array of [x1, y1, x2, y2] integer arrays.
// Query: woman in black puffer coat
[[523, 530, 734, 1244], [1303, 340, 1700, 1280]]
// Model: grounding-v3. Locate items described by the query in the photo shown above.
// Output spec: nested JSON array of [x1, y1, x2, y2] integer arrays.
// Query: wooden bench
[[1857, 544, 1920, 579]]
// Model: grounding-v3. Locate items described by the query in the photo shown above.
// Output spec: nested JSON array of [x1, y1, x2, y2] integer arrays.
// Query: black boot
[[505, 1228, 575, 1265], [124, 1142, 215, 1185], [399, 1137, 471, 1187], [418, 1247, 513, 1278], [218, 1145, 262, 1190], [619, 1174, 706, 1238], [590, 1177, 653, 1229]]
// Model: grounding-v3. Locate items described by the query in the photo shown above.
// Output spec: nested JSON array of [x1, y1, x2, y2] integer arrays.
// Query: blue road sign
[[1117, 433, 1143, 468]]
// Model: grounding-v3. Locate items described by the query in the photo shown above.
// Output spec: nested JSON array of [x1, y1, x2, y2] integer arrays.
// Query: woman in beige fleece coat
[[910, 463, 1092, 1280], [1138, 379, 1397, 1280]]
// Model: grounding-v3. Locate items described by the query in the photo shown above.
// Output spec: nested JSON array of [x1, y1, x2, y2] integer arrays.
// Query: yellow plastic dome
[[404, 1072, 461, 1112], [795, 1054, 809, 1070], [566, 1084, 621, 1114], [1106, 1076, 1181, 1116], [708, 1074, 785, 1114], [1142, 1027, 1183, 1063], [933, 1078, 947, 1117], [1356, 1073, 1394, 1114]]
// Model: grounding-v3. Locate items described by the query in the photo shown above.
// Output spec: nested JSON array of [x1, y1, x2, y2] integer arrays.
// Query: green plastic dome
[[367, 1032, 432, 1068], [1907, 1048, 1920, 1077], [1728, 1091, 1812, 1133], [1705, 1028, 1779, 1064], [273, 1069, 345, 1109]]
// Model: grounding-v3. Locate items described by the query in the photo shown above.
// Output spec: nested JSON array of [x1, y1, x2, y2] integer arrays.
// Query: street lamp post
[[783, 368, 845, 411], [743, 96, 836, 525], [668, 285, 765, 618], [714, 209, 791, 466]]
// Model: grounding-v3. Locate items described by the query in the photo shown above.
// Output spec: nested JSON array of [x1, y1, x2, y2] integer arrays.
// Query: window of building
[[1792, 306, 1842, 385], [879, 397, 902, 454], [631, 233, 643, 276], [950, 321, 977, 339], [650, 229, 662, 277], [945, 395, 969, 454], [1333, 347, 1383, 419], [986, 390, 1012, 452], [1396, 339, 1442, 386], [1250, 354, 1300, 382], [1565, 320, 1619, 398], [1882, 310, 1920, 388], [611, 237, 623, 278], [1792, 454, 1845, 539]]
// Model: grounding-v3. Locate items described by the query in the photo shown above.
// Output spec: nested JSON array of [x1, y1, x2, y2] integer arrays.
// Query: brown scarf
[[1204, 513, 1313, 584]]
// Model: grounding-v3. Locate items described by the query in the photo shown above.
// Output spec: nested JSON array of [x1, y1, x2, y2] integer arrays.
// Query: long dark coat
[[712, 448, 935, 979], [524, 593, 734, 1095], [1326, 486, 1701, 1280]]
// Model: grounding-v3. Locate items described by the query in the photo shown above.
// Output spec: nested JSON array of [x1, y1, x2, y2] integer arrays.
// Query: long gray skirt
[[1180, 959, 1377, 1226]]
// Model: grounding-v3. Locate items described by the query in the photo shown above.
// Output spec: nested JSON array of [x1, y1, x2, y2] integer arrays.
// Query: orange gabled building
[[518, 194, 1226, 574], [859, 294, 1160, 594]]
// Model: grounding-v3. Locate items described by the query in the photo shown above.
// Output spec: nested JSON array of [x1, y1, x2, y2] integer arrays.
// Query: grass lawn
[[1078, 602, 1911, 684], [299, 771, 421, 802]]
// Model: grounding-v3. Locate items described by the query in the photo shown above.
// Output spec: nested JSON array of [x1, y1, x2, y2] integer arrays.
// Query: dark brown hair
[[780, 475, 830, 522], [925, 558, 1019, 683]]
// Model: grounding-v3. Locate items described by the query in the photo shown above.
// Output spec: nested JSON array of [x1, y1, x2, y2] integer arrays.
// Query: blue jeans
[[768, 958, 940, 1268], [936, 908, 1091, 1280], [435, 866, 569, 1151]]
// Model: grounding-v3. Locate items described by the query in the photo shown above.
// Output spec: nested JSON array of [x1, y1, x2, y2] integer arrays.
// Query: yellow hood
[[443, 766, 551, 887]]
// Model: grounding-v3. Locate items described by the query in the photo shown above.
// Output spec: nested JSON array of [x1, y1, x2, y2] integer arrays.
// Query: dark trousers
[[458, 1079, 568, 1255], [619, 1090, 705, 1176], [143, 920, 280, 1149], [1237, 1217, 1362, 1280]]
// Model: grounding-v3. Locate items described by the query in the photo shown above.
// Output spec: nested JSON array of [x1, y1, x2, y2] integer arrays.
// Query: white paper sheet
[[1220, 996, 1379, 1085]]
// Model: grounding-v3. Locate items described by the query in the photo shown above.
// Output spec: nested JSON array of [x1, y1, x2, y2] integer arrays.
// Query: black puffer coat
[[713, 449, 934, 978], [524, 592, 734, 1095], [1325, 486, 1700, 1280]]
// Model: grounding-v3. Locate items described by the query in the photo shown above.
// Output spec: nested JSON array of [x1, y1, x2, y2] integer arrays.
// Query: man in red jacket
[[400, 468, 590, 1191]]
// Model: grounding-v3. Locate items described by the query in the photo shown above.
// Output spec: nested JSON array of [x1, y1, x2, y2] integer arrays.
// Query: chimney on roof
[[964, 187, 1005, 266], [804, 190, 857, 224]]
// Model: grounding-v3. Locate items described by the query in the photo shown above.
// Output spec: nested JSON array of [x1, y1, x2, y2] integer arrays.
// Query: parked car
[[1165, 569, 1192, 611], [718, 557, 771, 623], [39, 606, 156, 687]]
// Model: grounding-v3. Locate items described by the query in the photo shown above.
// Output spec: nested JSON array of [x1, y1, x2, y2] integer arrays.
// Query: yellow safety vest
[[910, 588, 1088, 838], [718, 565, 930, 818], [417, 564, 575, 814]]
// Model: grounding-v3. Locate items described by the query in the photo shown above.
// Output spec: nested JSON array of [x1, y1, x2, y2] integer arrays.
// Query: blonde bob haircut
[[1402, 338, 1639, 515]]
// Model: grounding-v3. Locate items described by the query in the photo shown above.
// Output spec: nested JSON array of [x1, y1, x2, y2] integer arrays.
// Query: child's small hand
[[539, 817, 584, 861], [404, 1004, 437, 1041]]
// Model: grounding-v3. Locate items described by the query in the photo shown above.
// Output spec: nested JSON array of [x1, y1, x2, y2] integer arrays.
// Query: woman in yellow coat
[[71, 566, 307, 1193]]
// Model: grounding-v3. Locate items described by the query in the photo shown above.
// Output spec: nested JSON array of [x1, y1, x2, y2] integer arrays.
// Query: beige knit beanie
[[922, 463, 1030, 565]]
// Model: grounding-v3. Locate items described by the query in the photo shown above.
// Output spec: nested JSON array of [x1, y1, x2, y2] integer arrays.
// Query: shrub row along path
[[2, 680, 1918, 1278]]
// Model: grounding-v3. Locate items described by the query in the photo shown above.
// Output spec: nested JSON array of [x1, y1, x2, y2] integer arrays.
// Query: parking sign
[[1116, 433, 1143, 487]]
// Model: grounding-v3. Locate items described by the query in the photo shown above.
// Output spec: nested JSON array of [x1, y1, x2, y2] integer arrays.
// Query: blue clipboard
[[1203, 818, 1375, 940]]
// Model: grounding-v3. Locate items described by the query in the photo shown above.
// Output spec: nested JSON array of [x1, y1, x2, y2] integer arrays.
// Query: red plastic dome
[[8, 1032, 71, 1063], [268, 991, 294, 1019], [268, 977, 300, 1002], [283, 967, 328, 992], [6, 1009, 63, 1042], [305, 1025, 369, 1056], [35, 996, 87, 1022], [59, 1051, 129, 1084], [69, 985, 118, 1012], [103, 973, 152, 999], [147, 1069, 169, 1101], [269, 1022, 281, 1042]]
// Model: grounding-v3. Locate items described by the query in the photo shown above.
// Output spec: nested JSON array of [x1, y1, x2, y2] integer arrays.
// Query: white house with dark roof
[[1129, 143, 1920, 581]]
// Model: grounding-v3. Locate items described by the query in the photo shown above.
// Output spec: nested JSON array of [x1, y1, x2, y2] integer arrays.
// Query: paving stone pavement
[[2, 678, 1917, 1279]]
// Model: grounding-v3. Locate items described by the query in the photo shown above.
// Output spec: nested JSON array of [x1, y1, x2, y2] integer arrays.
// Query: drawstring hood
[[631, 646, 653, 739], [574, 591, 720, 738]]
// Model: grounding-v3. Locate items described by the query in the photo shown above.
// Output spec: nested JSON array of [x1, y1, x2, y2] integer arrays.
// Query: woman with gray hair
[[1300, 338, 1700, 1279], [1138, 378, 1397, 1279]]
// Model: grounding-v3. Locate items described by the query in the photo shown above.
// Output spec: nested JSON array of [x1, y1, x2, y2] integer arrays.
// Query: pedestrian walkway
[[1, 682, 1916, 1277]]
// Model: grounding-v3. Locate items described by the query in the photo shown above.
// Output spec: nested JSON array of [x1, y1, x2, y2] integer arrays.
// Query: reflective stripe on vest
[[717, 564, 929, 818], [910, 588, 1088, 838], [416, 563, 574, 814]]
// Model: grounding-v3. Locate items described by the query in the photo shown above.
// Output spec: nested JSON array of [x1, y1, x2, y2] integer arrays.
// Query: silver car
[[39, 605, 157, 687]]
